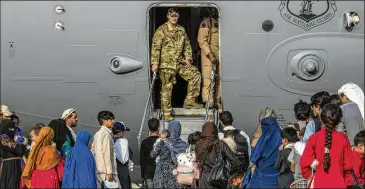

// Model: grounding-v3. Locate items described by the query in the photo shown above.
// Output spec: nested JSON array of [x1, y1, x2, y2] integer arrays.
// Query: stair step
[[156, 108, 214, 117], [159, 117, 206, 143]]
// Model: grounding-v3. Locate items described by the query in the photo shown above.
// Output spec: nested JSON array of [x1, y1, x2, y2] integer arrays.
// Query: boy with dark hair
[[188, 131, 201, 146], [112, 121, 133, 189], [330, 94, 342, 106], [275, 127, 299, 188], [92, 110, 120, 188], [140, 118, 160, 188], [350, 130, 365, 184], [294, 100, 311, 130], [218, 111, 250, 177], [303, 91, 331, 142]]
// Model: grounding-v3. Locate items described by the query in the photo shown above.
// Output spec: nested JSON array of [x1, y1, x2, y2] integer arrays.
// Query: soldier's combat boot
[[162, 113, 174, 121], [183, 99, 204, 109]]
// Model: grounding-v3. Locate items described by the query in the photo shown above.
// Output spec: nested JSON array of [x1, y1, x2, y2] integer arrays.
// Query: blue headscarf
[[165, 120, 188, 154], [62, 131, 97, 189], [242, 117, 282, 188]]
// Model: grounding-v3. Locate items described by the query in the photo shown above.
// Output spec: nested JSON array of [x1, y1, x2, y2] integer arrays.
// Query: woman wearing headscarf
[[48, 119, 75, 159], [0, 119, 26, 189], [22, 127, 64, 188], [250, 107, 277, 148], [151, 120, 188, 188], [62, 131, 96, 188], [242, 108, 282, 189], [194, 121, 240, 189], [338, 82, 364, 145]]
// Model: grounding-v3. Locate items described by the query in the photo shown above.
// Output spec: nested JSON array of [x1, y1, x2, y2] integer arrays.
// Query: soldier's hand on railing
[[184, 59, 192, 69], [151, 65, 159, 72], [208, 52, 218, 65]]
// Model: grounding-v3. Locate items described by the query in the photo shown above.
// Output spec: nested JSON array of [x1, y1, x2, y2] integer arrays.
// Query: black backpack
[[225, 129, 250, 172]]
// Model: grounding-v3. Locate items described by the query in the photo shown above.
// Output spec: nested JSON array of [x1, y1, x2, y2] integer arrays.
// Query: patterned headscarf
[[22, 127, 60, 188]]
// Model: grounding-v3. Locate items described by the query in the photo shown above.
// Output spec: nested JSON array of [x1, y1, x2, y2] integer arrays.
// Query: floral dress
[[150, 140, 180, 189]]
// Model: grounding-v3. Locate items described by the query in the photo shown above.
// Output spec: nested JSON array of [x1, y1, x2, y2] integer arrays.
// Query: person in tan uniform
[[151, 8, 203, 121], [197, 8, 221, 110]]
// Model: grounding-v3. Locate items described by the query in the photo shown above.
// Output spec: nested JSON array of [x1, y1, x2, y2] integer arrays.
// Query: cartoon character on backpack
[[173, 151, 200, 185]]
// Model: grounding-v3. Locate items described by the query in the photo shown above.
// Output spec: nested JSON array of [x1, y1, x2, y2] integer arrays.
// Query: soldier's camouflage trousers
[[159, 65, 201, 115], [201, 51, 221, 105]]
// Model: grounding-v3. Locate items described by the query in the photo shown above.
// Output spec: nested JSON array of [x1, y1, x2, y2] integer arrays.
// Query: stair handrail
[[204, 69, 215, 122], [137, 71, 157, 151]]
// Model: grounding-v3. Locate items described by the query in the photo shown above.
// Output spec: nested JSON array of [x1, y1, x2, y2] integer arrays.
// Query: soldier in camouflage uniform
[[151, 8, 203, 121]]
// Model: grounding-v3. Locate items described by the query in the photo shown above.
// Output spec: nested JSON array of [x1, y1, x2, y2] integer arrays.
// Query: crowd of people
[[0, 82, 364, 189]]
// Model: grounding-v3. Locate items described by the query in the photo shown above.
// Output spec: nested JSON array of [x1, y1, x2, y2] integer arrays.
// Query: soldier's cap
[[113, 121, 130, 132], [167, 8, 179, 16]]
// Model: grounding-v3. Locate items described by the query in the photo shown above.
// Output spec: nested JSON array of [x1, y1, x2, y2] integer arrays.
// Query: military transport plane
[[1, 1, 364, 183]]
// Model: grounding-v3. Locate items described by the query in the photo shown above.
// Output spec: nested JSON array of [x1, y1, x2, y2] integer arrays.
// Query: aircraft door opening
[[147, 4, 222, 117]]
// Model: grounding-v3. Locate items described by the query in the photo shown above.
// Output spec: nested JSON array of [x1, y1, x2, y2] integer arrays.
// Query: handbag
[[347, 169, 365, 189], [103, 180, 119, 189], [208, 142, 231, 188]]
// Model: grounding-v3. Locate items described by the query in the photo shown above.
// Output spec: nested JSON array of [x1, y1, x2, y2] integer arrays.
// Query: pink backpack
[[173, 145, 200, 185]]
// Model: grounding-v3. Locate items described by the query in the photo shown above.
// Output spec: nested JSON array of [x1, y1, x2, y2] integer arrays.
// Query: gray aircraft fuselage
[[1, 1, 364, 182]]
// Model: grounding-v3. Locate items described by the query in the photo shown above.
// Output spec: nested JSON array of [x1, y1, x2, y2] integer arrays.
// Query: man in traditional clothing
[[337, 82, 364, 145], [197, 8, 221, 110], [61, 108, 78, 141], [151, 8, 203, 121], [92, 111, 120, 188]]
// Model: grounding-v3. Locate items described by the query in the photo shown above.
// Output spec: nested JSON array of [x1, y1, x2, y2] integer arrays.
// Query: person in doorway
[[151, 8, 203, 121], [91, 111, 119, 188], [198, 7, 221, 111], [112, 121, 133, 189], [337, 82, 364, 145], [61, 108, 78, 142], [140, 118, 160, 188]]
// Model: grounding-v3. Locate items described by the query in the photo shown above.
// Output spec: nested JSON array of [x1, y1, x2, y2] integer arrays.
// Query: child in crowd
[[350, 130, 365, 184], [330, 94, 342, 106], [153, 129, 169, 163], [288, 127, 308, 188], [187, 131, 201, 153], [276, 127, 299, 188]]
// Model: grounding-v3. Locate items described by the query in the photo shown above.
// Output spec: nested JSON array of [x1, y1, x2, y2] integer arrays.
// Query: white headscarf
[[338, 82, 364, 119]]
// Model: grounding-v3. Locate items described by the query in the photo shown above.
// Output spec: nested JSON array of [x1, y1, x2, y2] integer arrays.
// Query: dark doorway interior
[[149, 6, 216, 109]]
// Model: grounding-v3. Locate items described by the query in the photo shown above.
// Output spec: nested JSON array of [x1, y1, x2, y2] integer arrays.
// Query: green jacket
[[150, 22, 193, 70]]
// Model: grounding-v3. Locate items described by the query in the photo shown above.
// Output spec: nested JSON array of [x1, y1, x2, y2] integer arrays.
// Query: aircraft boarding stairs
[[155, 108, 217, 142], [137, 71, 220, 147]]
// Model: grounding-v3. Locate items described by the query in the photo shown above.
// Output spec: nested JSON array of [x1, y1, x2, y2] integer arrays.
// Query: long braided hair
[[320, 104, 343, 173]]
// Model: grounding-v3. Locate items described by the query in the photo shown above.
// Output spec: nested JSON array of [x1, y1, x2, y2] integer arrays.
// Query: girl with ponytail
[[300, 104, 353, 188]]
